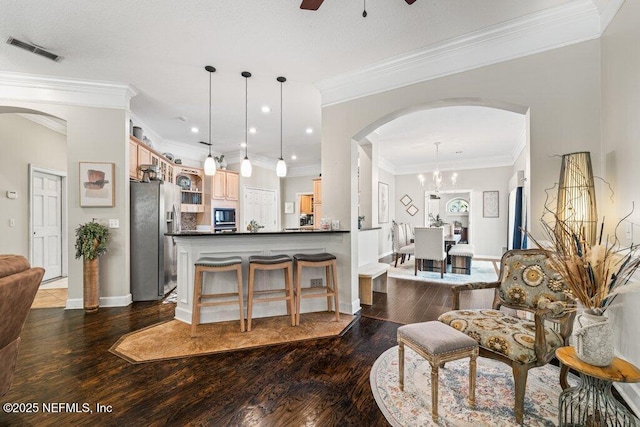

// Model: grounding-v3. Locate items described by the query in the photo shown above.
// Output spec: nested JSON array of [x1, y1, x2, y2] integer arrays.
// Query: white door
[[243, 187, 277, 231], [32, 171, 63, 280]]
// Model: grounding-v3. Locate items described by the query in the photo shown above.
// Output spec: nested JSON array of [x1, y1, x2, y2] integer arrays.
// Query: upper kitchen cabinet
[[313, 178, 322, 204], [129, 135, 175, 183], [176, 166, 204, 213], [213, 170, 239, 201]]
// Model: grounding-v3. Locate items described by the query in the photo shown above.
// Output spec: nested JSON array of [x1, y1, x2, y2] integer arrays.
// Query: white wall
[[378, 167, 395, 256], [322, 39, 601, 314], [601, 0, 640, 412], [394, 166, 511, 258], [0, 114, 67, 257]]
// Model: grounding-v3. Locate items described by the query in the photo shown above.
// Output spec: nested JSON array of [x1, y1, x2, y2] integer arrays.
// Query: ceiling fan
[[300, 0, 417, 11]]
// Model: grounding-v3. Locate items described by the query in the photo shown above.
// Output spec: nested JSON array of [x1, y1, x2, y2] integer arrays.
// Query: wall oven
[[213, 208, 237, 232]]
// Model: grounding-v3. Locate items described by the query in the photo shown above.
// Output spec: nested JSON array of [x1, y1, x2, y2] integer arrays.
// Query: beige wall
[[0, 100, 129, 306], [323, 39, 601, 312], [0, 114, 67, 257], [601, 0, 640, 412]]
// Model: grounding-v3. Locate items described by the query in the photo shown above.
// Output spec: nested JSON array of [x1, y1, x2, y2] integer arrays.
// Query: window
[[446, 198, 469, 214]]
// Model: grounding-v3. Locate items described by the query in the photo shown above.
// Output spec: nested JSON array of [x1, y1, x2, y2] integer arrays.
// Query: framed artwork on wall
[[79, 162, 115, 207], [400, 194, 412, 206], [483, 191, 499, 218], [284, 202, 294, 214], [407, 204, 418, 216], [378, 182, 389, 223]]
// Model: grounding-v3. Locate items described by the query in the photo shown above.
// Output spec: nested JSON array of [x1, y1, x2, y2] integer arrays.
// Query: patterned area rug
[[371, 346, 577, 426], [387, 258, 499, 284]]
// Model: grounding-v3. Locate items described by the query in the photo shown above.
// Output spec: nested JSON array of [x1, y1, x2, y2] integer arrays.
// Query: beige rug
[[110, 311, 355, 364]]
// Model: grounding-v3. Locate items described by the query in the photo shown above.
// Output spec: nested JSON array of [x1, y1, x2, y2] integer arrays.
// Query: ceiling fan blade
[[405, 0, 417, 4], [300, 0, 324, 10]]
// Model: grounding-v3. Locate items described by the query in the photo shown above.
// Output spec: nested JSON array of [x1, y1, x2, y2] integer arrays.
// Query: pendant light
[[276, 76, 287, 177], [240, 71, 252, 177], [201, 65, 217, 176]]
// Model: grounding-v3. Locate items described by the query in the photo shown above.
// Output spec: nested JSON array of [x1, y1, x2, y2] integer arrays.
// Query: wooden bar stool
[[247, 254, 295, 331], [191, 256, 245, 337], [293, 253, 339, 325]]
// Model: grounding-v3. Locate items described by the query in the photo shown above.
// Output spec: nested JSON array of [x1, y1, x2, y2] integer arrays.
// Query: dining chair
[[414, 227, 446, 277]]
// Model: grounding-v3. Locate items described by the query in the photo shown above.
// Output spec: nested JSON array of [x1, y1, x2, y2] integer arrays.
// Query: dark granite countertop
[[168, 229, 350, 237]]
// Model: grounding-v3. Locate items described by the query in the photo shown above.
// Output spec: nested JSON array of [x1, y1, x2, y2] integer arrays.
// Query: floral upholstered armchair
[[438, 249, 576, 424]]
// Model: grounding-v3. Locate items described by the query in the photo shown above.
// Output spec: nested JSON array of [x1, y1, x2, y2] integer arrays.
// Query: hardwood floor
[[1, 302, 399, 426]]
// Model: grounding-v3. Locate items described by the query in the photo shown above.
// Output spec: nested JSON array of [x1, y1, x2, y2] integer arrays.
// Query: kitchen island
[[167, 229, 350, 325]]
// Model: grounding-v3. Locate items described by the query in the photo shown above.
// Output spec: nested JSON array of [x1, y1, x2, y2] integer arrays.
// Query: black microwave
[[213, 208, 236, 231]]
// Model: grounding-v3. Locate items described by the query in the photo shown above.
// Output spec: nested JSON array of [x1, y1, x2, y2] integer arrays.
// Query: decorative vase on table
[[572, 308, 615, 367]]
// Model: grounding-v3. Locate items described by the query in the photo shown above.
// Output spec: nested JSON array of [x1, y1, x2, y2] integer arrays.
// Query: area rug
[[387, 258, 499, 285], [110, 312, 355, 364], [370, 346, 578, 426]]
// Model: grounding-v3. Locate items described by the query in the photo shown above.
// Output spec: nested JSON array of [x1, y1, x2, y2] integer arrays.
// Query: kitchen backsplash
[[181, 213, 197, 230]]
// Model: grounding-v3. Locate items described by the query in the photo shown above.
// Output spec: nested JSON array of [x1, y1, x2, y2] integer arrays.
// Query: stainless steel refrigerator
[[130, 180, 181, 301]]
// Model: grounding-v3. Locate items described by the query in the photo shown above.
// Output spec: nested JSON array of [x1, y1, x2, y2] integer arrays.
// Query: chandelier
[[419, 142, 458, 197]]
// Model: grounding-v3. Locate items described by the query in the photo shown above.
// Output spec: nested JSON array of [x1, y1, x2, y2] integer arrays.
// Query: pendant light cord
[[280, 80, 283, 159], [245, 76, 248, 158], [208, 71, 212, 156]]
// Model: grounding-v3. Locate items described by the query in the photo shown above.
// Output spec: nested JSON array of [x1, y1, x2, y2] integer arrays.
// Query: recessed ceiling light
[[291, 154, 297, 160], [240, 142, 247, 148], [249, 127, 257, 134], [191, 127, 199, 133], [305, 128, 313, 134], [261, 106, 271, 113]]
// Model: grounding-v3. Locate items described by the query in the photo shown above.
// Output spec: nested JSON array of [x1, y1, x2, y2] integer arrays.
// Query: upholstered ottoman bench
[[449, 244, 474, 274], [397, 321, 478, 422]]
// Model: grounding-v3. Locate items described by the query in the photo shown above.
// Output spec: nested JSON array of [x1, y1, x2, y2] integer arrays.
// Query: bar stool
[[247, 254, 295, 331], [293, 253, 339, 325], [191, 256, 245, 337]]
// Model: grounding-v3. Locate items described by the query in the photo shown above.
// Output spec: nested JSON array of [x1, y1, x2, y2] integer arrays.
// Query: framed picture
[[79, 162, 115, 207], [400, 194, 412, 206], [284, 202, 294, 214], [378, 182, 389, 223], [407, 204, 418, 216], [483, 191, 499, 218]]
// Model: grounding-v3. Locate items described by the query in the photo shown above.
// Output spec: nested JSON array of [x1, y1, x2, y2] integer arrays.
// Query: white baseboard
[[65, 294, 133, 310], [379, 250, 393, 259]]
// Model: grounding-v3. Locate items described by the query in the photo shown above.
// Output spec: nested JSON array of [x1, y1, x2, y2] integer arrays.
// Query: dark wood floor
[[1, 255, 501, 426], [2, 302, 401, 426]]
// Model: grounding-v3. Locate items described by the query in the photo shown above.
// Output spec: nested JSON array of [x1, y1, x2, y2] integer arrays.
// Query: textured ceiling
[[0, 0, 573, 170]]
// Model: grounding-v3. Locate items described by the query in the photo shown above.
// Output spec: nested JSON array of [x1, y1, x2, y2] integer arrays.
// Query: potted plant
[[75, 221, 110, 313]]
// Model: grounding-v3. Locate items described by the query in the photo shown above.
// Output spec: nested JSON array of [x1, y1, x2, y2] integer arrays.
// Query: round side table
[[556, 346, 640, 427]]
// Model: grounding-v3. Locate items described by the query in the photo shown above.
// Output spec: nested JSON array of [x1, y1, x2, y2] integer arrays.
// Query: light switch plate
[[9, 219, 15, 227], [108, 219, 120, 229]]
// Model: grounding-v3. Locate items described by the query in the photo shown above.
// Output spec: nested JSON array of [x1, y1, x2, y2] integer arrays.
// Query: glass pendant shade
[[204, 155, 216, 176], [241, 156, 252, 177], [276, 158, 287, 177], [556, 151, 598, 245]]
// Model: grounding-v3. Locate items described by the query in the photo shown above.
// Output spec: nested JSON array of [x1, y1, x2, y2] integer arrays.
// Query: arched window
[[446, 198, 469, 214]]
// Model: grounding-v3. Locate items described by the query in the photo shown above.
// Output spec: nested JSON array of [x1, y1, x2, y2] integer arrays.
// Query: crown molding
[[17, 113, 67, 135], [317, 0, 601, 106], [598, 0, 625, 33], [0, 70, 137, 110], [287, 164, 322, 178]]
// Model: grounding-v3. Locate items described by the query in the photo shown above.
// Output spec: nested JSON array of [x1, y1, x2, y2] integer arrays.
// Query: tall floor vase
[[83, 258, 100, 313]]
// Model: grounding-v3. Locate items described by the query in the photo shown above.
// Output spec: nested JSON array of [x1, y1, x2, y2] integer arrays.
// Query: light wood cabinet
[[129, 136, 175, 183], [176, 167, 204, 213], [300, 195, 313, 214], [129, 139, 138, 179], [313, 179, 322, 204], [313, 178, 322, 228], [212, 170, 239, 201]]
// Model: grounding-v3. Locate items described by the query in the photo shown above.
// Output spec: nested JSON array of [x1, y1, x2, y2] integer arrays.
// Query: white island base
[[171, 230, 350, 325]]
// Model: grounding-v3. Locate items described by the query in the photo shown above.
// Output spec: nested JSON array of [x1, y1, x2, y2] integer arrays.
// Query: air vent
[[6, 37, 62, 62]]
